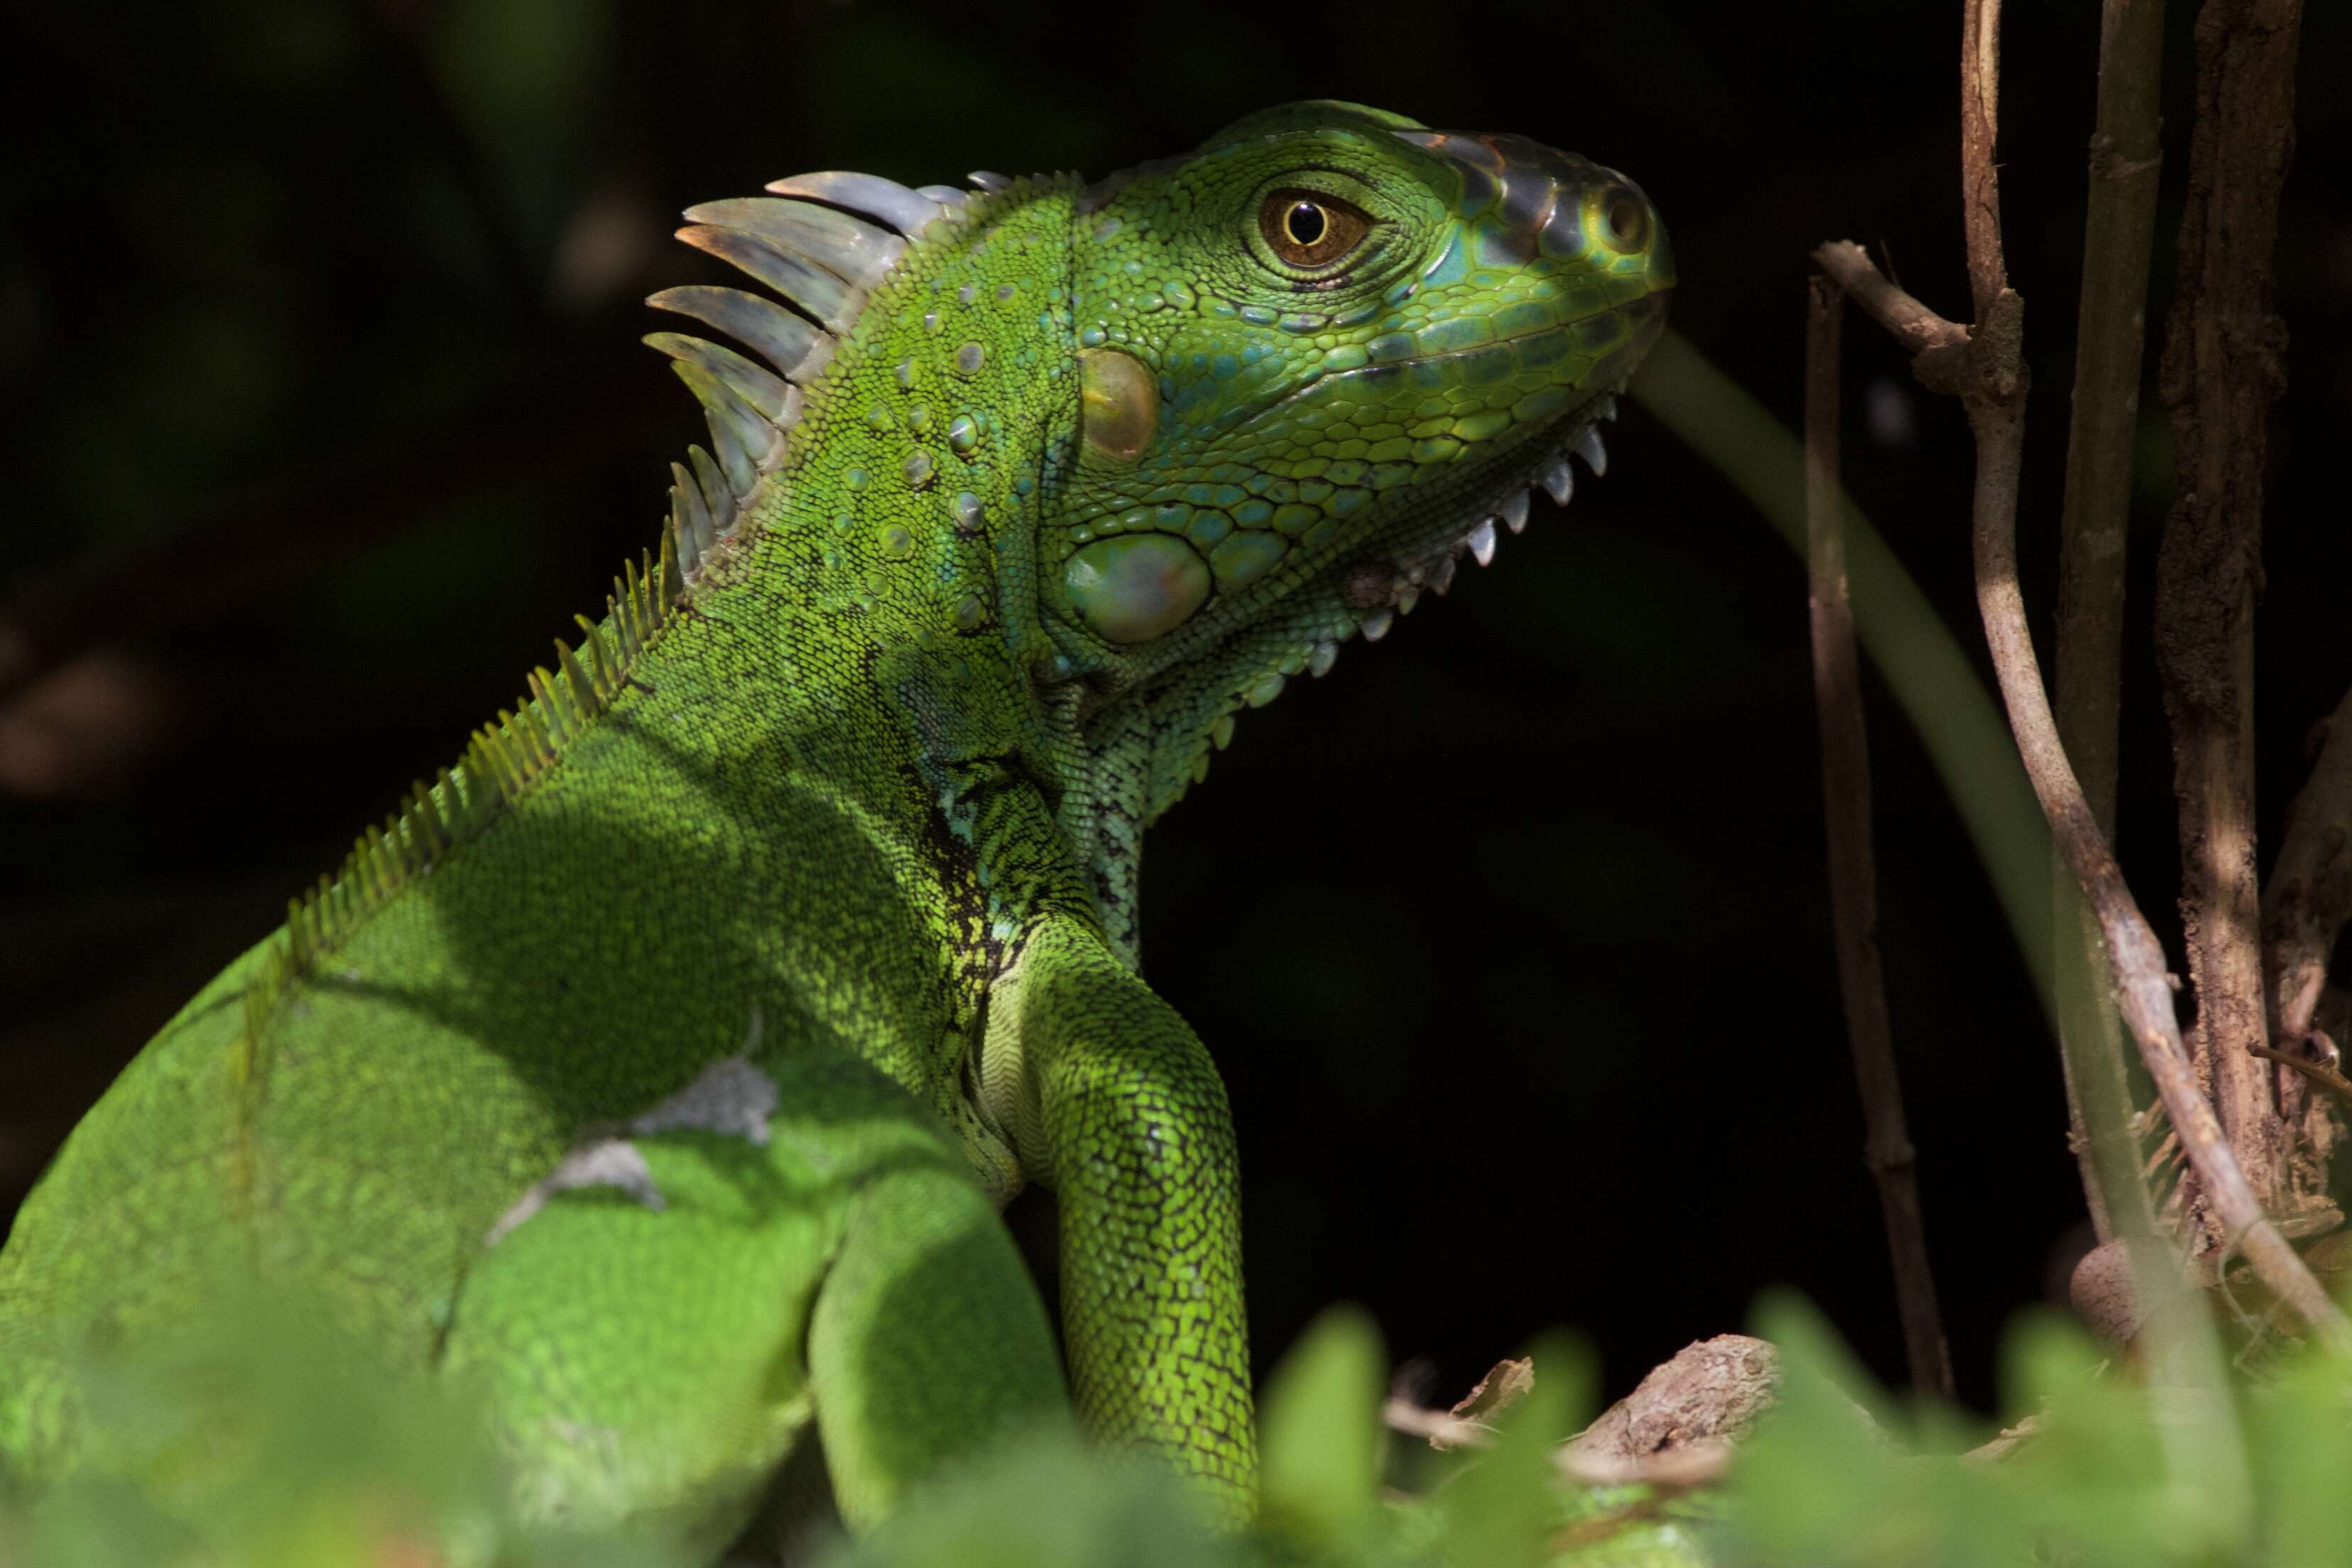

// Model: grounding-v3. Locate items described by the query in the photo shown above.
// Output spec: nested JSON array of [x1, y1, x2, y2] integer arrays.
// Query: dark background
[[3, 1, 2347, 1422]]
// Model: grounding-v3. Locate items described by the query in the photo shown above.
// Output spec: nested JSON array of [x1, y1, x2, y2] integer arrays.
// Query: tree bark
[[2153, 0, 2309, 1237]]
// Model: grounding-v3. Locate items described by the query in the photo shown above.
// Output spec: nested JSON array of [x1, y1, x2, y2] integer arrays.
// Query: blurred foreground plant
[[33, 1297, 2352, 1568]]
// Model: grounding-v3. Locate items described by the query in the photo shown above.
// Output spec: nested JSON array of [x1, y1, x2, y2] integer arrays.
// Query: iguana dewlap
[[0, 100, 1670, 1551]]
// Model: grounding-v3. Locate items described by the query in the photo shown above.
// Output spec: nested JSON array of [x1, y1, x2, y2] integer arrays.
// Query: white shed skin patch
[[485, 1006, 781, 1245], [627, 1055, 778, 1145], [486, 1138, 663, 1246]]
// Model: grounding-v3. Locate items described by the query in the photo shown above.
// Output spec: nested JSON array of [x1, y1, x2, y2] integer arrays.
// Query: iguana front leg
[[983, 915, 1255, 1520]]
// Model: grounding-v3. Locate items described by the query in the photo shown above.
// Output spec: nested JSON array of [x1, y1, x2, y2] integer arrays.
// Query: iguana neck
[[660, 176, 1176, 974], [671, 176, 1261, 972]]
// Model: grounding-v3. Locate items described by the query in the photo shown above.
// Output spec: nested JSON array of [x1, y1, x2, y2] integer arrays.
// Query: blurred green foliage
[[24, 1292, 2348, 1567], [1711, 1292, 2352, 1568], [0, 1291, 671, 1568]]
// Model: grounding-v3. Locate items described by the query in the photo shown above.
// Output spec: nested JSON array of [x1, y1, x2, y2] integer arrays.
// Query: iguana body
[[0, 102, 1670, 1552]]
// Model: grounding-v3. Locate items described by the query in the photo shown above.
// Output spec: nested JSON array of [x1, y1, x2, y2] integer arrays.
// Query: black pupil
[[1609, 200, 1638, 239], [1287, 202, 1327, 245]]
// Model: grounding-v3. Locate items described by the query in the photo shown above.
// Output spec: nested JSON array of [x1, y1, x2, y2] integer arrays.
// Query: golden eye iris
[[1260, 190, 1371, 269]]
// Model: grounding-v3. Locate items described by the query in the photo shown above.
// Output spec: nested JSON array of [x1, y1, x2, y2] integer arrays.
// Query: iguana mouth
[[1312, 127, 1673, 641], [1336, 392, 1622, 645], [1223, 273, 1666, 650], [1324, 280, 1668, 643]]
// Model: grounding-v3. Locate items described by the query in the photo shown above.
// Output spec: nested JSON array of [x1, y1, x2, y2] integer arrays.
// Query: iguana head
[[1035, 99, 1672, 803], [1048, 102, 1670, 646]]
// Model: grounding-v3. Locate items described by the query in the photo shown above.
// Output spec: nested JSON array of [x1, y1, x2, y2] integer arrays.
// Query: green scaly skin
[[0, 100, 1670, 1548]]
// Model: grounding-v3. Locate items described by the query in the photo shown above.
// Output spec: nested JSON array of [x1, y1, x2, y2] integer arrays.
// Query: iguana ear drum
[[1064, 534, 1212, 644], [1076, 347, 1158, 465]]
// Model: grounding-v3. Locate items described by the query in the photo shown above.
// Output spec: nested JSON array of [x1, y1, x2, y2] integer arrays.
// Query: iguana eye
[[1259, 190, 1371, 268]]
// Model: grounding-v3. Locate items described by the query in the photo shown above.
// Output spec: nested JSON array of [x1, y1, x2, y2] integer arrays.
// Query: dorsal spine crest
[[231, 165, 1034, 1077], [236, 538, 681, 1085]]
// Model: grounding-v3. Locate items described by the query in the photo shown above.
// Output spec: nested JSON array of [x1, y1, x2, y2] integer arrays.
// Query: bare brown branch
[[2059, 0, 2167, 844], [1806, 275, 1953, 1398], [1559, 1334, 1777, 1486], [2153, 0, 2309, 1229], [1386, 1336, 1776, 1493], [1959, 0, 2011, 313], [1812, 243, 1968, 360], [1811, 243, 2349, 1346], [1975, 414, 2343, 1344], [1965, 1415, 2043, 1465], [1380, 1398, 1493, 1453], [2050, 0, 2169, 1246]]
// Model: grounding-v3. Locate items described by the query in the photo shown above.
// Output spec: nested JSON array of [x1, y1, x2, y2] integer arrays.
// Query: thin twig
[[1380, 1398, 1493, 1452], [1824, 266, 1967, 359], [2250, 1044, 2352, 1111], [2034, 19, 2260, 1528], [1814, 236, 2348, 1347], [1959, 0, 2010, 317], [1964, 1414, 2043, 1466], [2050, 0, 2169, 1246], [2154, 0, 2312, 1226], [1805, 274, 1952, 1398]]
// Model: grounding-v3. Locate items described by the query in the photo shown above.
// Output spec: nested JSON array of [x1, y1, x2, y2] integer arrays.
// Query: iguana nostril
[[1603, 192, 1649, 251]]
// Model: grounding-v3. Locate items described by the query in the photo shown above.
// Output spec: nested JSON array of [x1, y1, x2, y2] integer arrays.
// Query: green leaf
[[1258, 1305, 1387, 1549], [2249, 1343, 2352, 1567], [822, 1435, 1235, 1568]]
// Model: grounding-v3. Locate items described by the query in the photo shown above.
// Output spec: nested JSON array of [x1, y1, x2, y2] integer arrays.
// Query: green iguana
[[0, 99, 1670, 1554]]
